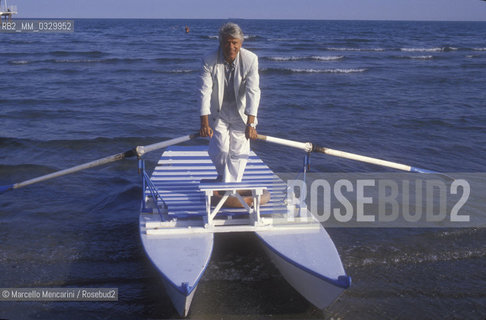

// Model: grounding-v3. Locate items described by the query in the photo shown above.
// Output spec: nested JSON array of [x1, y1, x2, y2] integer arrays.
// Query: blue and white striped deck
[[147, 146, 289, 218]]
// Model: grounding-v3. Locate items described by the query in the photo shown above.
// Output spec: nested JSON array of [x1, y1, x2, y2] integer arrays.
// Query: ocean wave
[[8, 57, 195, 65], [0, 98, 51, 106], [53, 59, 109, 64], [3, 108, 78, 120], [168, 69, 196, 73], [264, 56, 300, 61], [268, 38, 297, 41], [261, 67, 367, 74], [347, 247, 486, 268], [435, 228, 483, 239], [311, 55, 344, 61], [394, 55, 434, 60], [409, 55, 434, 60], [50, 50, 106, 57], [264, 55, 344, 62], [201, 35, 219, 40], [52, 57, 144, 64], [401, 117, 455, 129], [0, 136, 160, 151], [21, 68, 81, 75], [401, 47, 458, 52], [201, 34, 261, 41], [0, 52, 31, 57], [152, 69, 197, 74], [473, 48, 486, 51], [401, 48, 442, 52], [344, 228, 486, 269], [154, 57, 197, 63], [8, 60, 30, 65], [243, 34, 261, 41], [6, 57, 144, 65], [326, 47, 385, 52]]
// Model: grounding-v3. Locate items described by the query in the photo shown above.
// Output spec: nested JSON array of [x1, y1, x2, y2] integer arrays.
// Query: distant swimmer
[[185, 25, 190, 33]]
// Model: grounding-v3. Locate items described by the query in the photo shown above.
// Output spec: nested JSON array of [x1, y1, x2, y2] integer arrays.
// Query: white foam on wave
[[169, 69, 195, 73], [287, 68, 367, 73], [400, 47, 457, 52], [310, 55, 344, 61], [401, 48, 440, 52], [9, 60, 29, 65], [244, 34, 258, 40], [54, 59, 102, 63], [327, 47, 385, 52], [153, 69, 196, 74], [266, 55, 344, 61], [267, 56, 301, 61], [205, 34, 257, 40], [473, 48, 486, 51], [409, 55, 434, 60]]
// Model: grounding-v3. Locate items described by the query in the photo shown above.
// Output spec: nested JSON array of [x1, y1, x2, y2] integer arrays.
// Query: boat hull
[[140, 214, 213, 317], [256, 225, 351, 309], [160, 277, 198, 317]]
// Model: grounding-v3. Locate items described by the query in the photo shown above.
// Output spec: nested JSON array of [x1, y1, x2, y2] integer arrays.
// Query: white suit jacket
[[198, 47, 261, 124]]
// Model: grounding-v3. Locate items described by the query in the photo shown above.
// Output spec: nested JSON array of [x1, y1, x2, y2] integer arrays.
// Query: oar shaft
[[257, 134, 438, 174], [312, 145, 412, 172], [3, 133, 200, 194], [12, 151, 131, 190]]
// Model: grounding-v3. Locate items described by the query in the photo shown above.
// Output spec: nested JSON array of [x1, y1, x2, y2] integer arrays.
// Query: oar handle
[[0, 185, 14, 194], [136, 133, 199, 156], [256, 134, 312, 152]]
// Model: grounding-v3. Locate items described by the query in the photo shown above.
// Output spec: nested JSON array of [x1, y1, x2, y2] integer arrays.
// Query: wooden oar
[[0, 133, 199, 194], [256, 134, 439, 174]]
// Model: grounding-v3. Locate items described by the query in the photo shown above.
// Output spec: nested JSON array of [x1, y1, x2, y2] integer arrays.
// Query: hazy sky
[[11, 0, 486, 21]]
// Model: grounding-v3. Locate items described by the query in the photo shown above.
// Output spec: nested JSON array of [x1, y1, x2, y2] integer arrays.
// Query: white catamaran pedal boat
[[139, 145, 351, 317]]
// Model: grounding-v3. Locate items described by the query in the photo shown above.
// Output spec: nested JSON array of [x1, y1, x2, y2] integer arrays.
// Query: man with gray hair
[[198, 22, 261, 182]]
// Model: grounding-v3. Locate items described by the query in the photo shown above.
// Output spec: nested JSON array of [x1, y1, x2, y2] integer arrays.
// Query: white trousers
[[208, 118, 250, 182]]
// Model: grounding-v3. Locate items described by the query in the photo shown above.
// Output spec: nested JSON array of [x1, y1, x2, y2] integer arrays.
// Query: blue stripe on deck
[[147, 146, 289, 218]]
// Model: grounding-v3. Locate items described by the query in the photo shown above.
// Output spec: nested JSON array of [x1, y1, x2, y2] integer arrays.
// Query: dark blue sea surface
[[1, 19, 485, 319]]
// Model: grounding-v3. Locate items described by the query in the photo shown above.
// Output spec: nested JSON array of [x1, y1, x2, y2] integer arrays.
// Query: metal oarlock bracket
[[139, 159, 147, 212], [139, 159, 166, 220], [296, 152, 311, 217], [303, 152, 311, 182]]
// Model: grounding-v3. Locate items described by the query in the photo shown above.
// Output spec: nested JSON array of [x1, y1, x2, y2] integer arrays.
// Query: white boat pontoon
[[139, 145, 351, 317]]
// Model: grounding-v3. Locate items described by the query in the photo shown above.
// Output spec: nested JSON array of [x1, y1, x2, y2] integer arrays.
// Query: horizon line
[[12, 16, 486, 23]]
